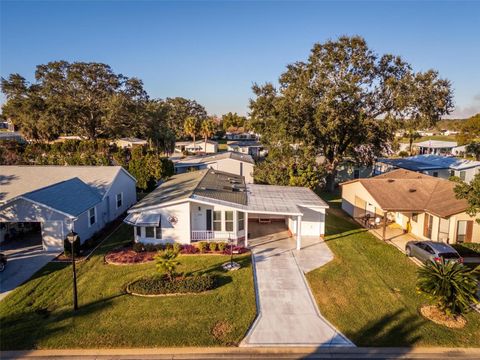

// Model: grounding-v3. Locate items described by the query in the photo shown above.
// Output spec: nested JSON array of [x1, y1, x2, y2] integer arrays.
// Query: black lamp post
[[228, 235, 234, 267], [66, 231, 79, 311]]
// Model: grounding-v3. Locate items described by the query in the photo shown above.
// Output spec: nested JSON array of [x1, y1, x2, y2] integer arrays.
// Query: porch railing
[[191, 231, 235, 242]]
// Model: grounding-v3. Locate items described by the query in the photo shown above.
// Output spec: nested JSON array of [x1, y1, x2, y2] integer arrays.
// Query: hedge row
[[452, 243, 480, 257], [128, 275, 216, 295]]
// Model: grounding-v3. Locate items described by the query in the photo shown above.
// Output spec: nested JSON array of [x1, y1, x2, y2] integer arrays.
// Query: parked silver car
[[405, 241, 463, 264]]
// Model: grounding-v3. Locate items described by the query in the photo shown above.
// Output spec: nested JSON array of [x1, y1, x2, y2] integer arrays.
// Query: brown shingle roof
[[342, 169, 468, 218]]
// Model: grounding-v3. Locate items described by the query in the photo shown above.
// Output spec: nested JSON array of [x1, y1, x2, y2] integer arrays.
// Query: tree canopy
[[164, 97, 208, 139], [456, 113, 480, 145], [1, 61, 148, 141], [221, 112, 247, 132], [250, 36, 453, 191], [454, 172, 480, 224]]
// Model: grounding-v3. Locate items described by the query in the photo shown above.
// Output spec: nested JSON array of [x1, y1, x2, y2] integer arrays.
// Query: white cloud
[[445, 93, 480, 119]]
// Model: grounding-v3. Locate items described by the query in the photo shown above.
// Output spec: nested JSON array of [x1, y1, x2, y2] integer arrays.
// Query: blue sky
[[1, 1, 479, 117]]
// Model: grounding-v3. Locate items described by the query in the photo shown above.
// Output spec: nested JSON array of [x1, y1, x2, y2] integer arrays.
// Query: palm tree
[[417, 260, 479, 316], [155, 249, 180, 281], [184, 116, 199, 152], [200, 118, 217, 154]]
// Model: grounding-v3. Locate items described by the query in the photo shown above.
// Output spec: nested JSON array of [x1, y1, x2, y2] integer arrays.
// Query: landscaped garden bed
[[127, 274, 216, 296], [105, 241, 249, 265], [452, 243, 480, 257]]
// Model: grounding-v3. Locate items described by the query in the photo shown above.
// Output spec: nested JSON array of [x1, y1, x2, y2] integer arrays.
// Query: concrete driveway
[[0, 235, 59, 301], [242, 223, 353, 347]]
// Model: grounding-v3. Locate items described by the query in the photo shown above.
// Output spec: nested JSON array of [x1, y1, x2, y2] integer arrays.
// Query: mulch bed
[[420, 305, 466, 328], [105, 248, 156, 265]]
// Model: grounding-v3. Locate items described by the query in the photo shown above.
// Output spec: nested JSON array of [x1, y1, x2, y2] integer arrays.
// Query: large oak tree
[[250, 36, 453, 191]]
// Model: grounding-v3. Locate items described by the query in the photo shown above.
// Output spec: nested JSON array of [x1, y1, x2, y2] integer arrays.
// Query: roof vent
[[388, 179, 395, 183], [409, 188, 417, 193]]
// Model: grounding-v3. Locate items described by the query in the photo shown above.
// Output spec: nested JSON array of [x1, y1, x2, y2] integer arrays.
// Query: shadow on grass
[[348, 309, 424, 347], [0, 293, 124, 350]]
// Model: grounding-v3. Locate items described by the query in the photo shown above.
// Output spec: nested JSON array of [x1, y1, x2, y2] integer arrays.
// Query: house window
[[145, 227, 155, 238], [136, 226, 141, 237], [238, 211, 245, 231], [213, 211, 222, 231], [155, 225, 162, 239], [116, 193, 123, 208], [353, 169, 360, 179], [459, 171, 466, 181], [225, 211, 234, 232], [450, 170, 455, 177], [412, 213, 418, 222], [88, 207, 96, 226], [432, 172, 438, 177]]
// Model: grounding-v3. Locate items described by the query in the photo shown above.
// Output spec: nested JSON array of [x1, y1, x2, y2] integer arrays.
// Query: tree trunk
[[409, 136, 414, 155], [325, 170, 338, 193]]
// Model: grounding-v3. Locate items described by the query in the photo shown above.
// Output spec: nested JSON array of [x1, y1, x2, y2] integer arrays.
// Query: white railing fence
[[191, 231, 235, 242]]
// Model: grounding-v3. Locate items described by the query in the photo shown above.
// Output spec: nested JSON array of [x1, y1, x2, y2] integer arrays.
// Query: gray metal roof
[[194, 170, 247, 205], [377, 155, 480, 171], [22, 177, 102, 216], [174, 151, 255, 166], [415, 140, 457, 149], [0, 165, 131, 204]]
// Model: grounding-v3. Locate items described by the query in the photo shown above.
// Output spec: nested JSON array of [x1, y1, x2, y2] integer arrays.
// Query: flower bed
[[127, 274, 216, 296], [106, 242, 250, 264], [105, 248, 156, 265]]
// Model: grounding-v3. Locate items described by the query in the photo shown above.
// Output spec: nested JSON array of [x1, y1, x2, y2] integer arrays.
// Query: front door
[[423, 214, 433, 239], [206, 209, 212, 231]]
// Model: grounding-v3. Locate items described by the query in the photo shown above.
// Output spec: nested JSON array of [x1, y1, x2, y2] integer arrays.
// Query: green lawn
[[0, 225, 256, 349], [306, 208, 480, 347]]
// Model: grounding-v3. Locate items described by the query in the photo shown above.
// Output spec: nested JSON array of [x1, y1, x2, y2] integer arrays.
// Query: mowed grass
[[306, 209, 480, 347], [0, 224, 256, 349]]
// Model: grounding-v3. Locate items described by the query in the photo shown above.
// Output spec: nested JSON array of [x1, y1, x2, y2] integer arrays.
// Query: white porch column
[[245, 212, 249, 248], [296, 215, 302, 250]]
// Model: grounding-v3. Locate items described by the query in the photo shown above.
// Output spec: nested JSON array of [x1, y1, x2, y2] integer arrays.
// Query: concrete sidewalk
[[2, 347, 480, 359], [242, 232, 352, 347]]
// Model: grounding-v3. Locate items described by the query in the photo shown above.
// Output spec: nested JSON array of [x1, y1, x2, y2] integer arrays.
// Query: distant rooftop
[[174, 151, 255, 166], [228, 141, 263, 147], [415, 140, 457, 148], [377, 154, 480, 171], [118, 137, 147, 144]]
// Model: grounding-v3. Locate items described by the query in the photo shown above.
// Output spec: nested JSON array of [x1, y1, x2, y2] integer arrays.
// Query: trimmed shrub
[[209, 242, 217, 252], [217, 242, 227, 252], [63, 237, 81, 257], [197, 241, 207, 253], [128, 275, 216, 295], [132, 242, 145, 253], [452, 243, 480, 257], [181, 245, 198, 254], [173, 242, 182, 253]]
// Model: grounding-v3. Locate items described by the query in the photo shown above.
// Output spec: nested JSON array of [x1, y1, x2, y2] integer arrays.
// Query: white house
[[416, 140, 458, 155], [227, 141, 265, 158], [0, 166, 137, 251], [115, 137, 148, 148], [173, 152, 255, 183], [124, 169, 328, 250], [375, 154, 480, 183], [175, 140, 218, 154]]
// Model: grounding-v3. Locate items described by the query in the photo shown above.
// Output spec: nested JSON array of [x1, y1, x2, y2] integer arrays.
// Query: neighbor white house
[[173, 152, 255, 183], [0, 166, 137, 251], [115, 137, 148, 148], [416, 140, 458, 155], [175, 140, 218, 154], [227, 141, 265, 158], [124, 169, 328, 250]]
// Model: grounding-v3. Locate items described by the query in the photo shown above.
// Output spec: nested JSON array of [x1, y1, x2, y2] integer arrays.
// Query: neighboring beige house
[[173, 152, 255, 183], [115, 137, 148, 148], [175, 140, 218, 154], [341, 169, 479, 244]]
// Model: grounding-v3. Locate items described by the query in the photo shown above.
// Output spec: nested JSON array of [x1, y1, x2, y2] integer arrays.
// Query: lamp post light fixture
[[66, 230, 79, 311]]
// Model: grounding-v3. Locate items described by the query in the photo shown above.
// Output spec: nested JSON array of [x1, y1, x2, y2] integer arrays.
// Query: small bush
[[144, 243, 164, 252], [173, 242, 182, 253], [209, 242, 217, 252], [63, 237, 81, 257], [452, 243, 480, 257], [223, 245, 248, 255], [398, 150, 409, 157], [165, 243, 173, 251], [128, 275, 216, 295], [197, 241, 207, 253], [132, 242, 145, 252], [181, 245, 198, 254], [217, 242, 227, 252]]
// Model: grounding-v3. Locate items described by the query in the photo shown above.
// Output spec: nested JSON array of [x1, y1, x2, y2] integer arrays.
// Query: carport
[[245, 184, 328, 250]]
